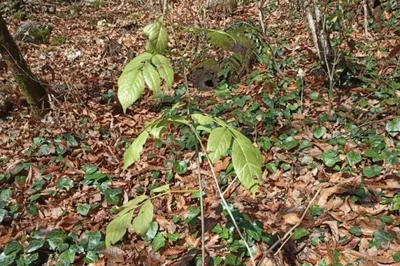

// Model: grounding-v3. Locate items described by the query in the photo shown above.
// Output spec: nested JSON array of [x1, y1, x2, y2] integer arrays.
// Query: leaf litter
[[0, 0, 400, 265]]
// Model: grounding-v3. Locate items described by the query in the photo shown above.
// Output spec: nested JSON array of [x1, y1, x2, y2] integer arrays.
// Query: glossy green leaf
[[363, 165, 382, 178], [118, 69, 145, 112], [123, 131, 149, 170], [151, 54, 174, 88], [313, 127, 327, 139], [59, 249, 76, 264], [346, 151, 362, 166], [231, 131, 262, 194], [173, 161, 187, 174], [373, 231, 393, 246], [385, 117, 400, 137], [321, 150, 341, 167], [207, 127, 232, 163], [76, 203, 90, 216], [142, 61, 160, 93], [349, 226, 362, 236], [105, 210, 134, 247], [25, 239, 44, 253], [4, 241, 22, 255], [132, 200, 153, 236], [45, 229, 67, 251], [105, 188, 122, 205], [225, 252, 241, 266], [85, 231, 102, 251], [0, 209, 8, 223]]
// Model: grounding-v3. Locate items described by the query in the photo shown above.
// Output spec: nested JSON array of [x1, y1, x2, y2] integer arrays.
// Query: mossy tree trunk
[[0, 15, 49, 114]]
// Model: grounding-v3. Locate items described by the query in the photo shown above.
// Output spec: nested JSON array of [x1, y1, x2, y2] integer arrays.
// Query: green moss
[[51, 35, 66, 46]]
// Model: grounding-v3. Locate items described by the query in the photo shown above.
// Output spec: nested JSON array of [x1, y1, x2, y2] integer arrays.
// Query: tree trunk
[[0, 15, 49, 114]]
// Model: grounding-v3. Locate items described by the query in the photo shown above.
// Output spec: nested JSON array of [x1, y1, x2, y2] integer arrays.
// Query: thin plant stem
[[190, 126, 256, 266], [183, 67, 205, 266]]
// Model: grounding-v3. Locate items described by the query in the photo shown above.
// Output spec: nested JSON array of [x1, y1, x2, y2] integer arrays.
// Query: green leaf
[[373, 231, 393, 246], [167, 233, 180, 242], [151, 184, 170, 194], [76, 203, 90, 216], [349, 226, 362, 236], [313, 127, 327, 139], [380, 215, 394, 225], [362, 165, 382, 178], [105, 188, 122, 205], [59, 249, 76, 264], [231, 131, 262, 194], [281, 136, 299, 150], [56, 177, 74, 191], [321, 150, 341, 168], [105, 210, 134, 247], [191, 114, 215, 125], [207, 127, 232, 163], [85, 231, 102, 251], [84, 251, 99, 263], [4, 241, 22, 255], [0, 209, 7, 223], [346, 151, 362, 166], [123, 131, 149, 170], [173, 161, 187, 174], [206, 30, 234, 50], [225, 252, 241, 266], [393, 251, 400, 262], [385, 117, 400, 137], [310, 205, 323, 217], [25, 239, 44, 253], [121, 52, 153, 74], [143, 17, 168, 54], [259, 137, 272, 152], [145, 222, 159, 240], [46, 229, 67, 251], [151, 54, 174, 88], [142, 61, 160, 93], [151, 232, 166, 252], [118, 69, 145, 112], [292, 227, 309, 240], [132, 200, 153, 236], [118, 194, 149, 217]]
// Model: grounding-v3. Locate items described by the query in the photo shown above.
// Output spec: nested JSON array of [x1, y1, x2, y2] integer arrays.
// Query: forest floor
[[1, 0, 400, 265]]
